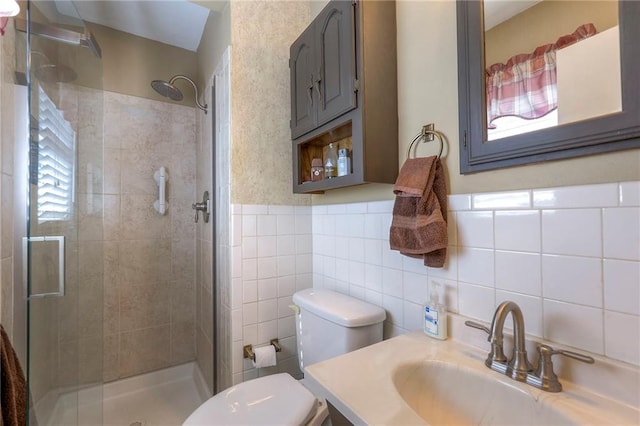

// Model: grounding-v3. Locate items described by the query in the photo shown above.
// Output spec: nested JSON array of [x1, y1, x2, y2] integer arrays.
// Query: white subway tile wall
[[603, 207, 640, 260], [226, 182, 639, 388], [230, 204, 313, 385], [620, 181, 640, 206], [541, 209, 602, 257], [308, 182, 639, 366], [494, 210, 541, 252]]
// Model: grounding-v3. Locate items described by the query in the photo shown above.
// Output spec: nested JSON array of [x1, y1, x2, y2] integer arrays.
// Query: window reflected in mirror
[[483, 0, 620, 141]]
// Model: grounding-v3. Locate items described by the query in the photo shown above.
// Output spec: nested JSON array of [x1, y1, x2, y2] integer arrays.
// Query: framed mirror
[[457, 0, 640, 174]]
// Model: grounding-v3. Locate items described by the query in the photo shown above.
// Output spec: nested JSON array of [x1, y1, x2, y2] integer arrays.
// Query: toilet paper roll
[[252, 345, 277, 368]]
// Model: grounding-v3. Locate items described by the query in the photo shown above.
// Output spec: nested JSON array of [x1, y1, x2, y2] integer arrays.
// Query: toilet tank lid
[[293, 289, 386, 327]]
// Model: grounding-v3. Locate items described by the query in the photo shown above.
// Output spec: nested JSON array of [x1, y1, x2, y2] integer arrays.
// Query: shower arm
[[169, 75, 208, 113]]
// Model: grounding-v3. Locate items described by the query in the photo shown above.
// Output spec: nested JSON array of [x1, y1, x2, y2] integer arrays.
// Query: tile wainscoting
[[230, 204, 314, 385], [227, 181, 638, 388], [311, 181, 639, 366]]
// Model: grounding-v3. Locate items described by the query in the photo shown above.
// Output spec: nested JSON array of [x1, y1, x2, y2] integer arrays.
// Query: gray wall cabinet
[[290, 0, 398, 194], [290, 24, 316, 139], [290, 0, 356, 139]]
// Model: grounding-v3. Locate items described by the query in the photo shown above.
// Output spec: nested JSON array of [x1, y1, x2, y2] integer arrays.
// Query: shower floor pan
[[46, 362, 207, 426]]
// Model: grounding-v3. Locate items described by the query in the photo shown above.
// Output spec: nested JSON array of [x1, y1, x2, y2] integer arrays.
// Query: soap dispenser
[[424, 282, 447, 340]]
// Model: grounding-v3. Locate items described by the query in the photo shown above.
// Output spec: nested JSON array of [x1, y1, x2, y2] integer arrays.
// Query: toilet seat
[[183, 373, 325, 425]]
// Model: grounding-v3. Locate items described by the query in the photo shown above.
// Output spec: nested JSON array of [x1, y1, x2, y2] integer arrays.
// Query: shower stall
[[4, 0, 228, 423], [16, 0, 106, 424]]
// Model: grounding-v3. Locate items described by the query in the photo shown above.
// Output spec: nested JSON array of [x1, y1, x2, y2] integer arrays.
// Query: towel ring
[[406, 130, 444, 160]]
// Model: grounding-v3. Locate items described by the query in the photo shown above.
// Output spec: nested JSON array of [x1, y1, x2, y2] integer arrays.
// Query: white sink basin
[[393, 360, 575, 425], [304, 329, 640, 425]]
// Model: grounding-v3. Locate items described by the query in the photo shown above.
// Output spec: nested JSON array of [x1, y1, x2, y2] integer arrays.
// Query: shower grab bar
[[154, 166, 168, 215], [15, 19, 102, 58], [23, 236, 65, 299]]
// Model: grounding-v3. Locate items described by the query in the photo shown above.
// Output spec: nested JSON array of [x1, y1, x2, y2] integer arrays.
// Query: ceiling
[[42, 0, 540, 52], [48, 0, 227, 52], [484, 0, 542, 31]]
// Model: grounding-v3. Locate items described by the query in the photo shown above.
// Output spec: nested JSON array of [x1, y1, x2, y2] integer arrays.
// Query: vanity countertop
[[304, 330, 640, 425]]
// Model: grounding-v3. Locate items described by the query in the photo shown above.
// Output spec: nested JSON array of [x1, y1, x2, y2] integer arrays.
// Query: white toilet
[[183, 288, 386, 425]]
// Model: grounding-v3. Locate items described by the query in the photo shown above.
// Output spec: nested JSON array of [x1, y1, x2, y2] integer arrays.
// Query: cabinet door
[[315, 0, 357, 127], [290, 26, 316, 139]]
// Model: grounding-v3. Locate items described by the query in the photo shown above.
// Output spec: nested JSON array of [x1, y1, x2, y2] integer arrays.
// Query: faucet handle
[[465, 320, 509, 369], [465, 320, 507, 365], [464, 320, 490, 335], [539, 344, 595, 364], [534, 344, 595, 392]]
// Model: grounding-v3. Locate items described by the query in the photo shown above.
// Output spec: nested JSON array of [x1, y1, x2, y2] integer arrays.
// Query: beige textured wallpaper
[[313, 0, 639, 204], [229, 0, 311, 206]]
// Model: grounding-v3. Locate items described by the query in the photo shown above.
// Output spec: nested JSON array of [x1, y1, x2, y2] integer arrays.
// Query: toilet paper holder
[[243, 339, 282, 361]]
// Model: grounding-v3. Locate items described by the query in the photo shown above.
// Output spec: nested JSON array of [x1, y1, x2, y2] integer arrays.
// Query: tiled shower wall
[[311, 181, 640, 366], [102, 92, 197, 381], [229, 204, 313, 385], [195, 96, 215, 393]]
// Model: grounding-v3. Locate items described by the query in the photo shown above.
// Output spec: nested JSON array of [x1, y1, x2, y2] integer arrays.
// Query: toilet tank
[[292, 289, 386, 371]]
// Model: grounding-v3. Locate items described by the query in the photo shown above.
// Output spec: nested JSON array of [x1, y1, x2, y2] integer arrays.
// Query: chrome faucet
[[466, 301, 595, 392], [487, 301, 532, 380]]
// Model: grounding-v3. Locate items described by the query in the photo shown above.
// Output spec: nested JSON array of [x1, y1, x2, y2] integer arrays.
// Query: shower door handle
[[23, 236, 66, 299]]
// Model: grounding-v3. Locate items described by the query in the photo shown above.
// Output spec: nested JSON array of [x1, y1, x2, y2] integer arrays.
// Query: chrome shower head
[[31, 51, 77, 83], [35, 63, 78, 83], [150, 75, 207, 113], [151, 79, 183, 101]]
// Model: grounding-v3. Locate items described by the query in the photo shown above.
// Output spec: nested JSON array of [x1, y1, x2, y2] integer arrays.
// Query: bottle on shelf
[[324, 143, 338, 179], [337, 148, 351, 176]]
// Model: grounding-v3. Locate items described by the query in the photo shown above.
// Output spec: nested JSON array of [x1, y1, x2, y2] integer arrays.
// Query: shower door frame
[[211, 81, 218, 394]]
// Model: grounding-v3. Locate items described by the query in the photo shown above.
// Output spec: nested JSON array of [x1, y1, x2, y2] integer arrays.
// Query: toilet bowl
[[184, 373, 328, 425], [183, 289, 386, 425]]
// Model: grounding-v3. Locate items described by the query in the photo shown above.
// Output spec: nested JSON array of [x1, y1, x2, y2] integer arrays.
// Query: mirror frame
[[457, 0, 640, 174]]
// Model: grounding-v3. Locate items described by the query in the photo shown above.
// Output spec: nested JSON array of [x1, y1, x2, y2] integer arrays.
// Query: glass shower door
[[24, 1, 104, 424]]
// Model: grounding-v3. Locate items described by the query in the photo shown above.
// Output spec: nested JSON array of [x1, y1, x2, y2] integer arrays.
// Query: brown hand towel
[[390, 156, 448, 268], [1, 324, 27, 426]]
